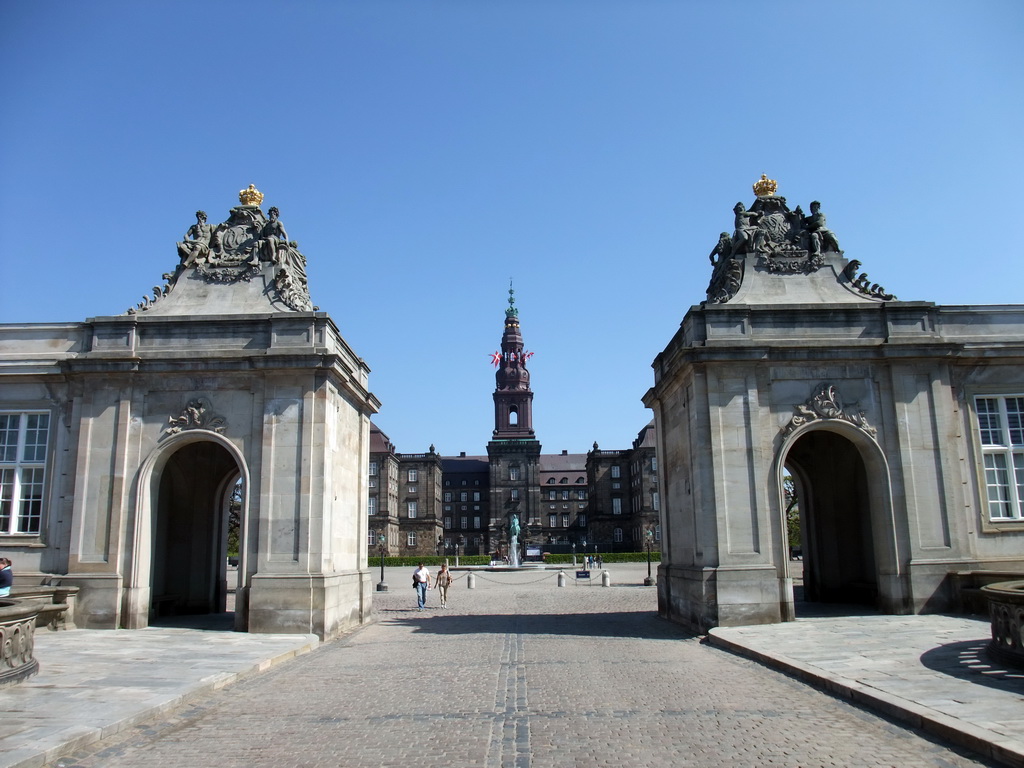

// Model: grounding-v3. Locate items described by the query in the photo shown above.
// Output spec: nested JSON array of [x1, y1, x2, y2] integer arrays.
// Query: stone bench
[[7, 585, 78, 631], [951, 570, 1024, 615]]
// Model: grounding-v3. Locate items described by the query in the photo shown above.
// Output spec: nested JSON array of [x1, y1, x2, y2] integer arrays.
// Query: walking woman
[[435, 563, 453, 608]]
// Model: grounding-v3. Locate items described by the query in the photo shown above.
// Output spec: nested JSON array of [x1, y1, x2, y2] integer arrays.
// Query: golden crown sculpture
[[239, 184, 265, 206], [752, 174, 777, 197]]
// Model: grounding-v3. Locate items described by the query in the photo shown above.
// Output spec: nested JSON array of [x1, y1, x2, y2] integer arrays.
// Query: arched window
[[509, 407, 519, 426]]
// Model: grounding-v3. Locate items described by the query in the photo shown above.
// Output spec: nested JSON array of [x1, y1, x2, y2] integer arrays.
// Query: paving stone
[[0, 566, 1013, 767]]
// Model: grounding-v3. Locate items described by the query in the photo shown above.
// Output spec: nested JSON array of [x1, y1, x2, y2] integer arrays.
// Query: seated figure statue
[[731, 202, 763, 254], [802, 201, 841, 255], [259, 207, 308, 288], [176, 211, 214, 268]]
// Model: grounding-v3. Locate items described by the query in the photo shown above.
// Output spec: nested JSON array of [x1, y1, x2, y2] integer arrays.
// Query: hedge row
[[542, 551, 660, 565], [368, 552, 660, 568]]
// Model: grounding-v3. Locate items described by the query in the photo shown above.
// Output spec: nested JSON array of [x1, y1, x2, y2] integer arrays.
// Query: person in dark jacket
[[0, 558, 13, 597]]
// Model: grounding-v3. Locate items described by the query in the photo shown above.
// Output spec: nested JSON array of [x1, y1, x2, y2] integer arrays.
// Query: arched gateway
[[644, 176, 1024, 633], [0, 186, 380, 638], [126, 431, 249, 630]]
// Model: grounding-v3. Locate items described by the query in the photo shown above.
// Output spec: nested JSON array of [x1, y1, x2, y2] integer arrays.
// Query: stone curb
[[706, 629, 1024, 768], [2, 637, 319, 768]]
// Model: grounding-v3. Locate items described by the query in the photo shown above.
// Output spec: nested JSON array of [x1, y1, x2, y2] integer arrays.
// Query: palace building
[[367, 288, 660, 560]]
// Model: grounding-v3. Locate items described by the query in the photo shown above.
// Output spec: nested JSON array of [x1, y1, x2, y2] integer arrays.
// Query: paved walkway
[[0, 564, 1017, 767], [709, 615, 1024, 767]]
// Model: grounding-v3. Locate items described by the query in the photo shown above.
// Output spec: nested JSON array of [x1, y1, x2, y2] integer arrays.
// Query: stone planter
[[983, 580, 1024, 668], [0, 599, 43, 687]]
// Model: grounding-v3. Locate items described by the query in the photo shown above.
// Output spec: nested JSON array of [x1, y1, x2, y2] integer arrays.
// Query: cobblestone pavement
[[46, 566, 993, 768]]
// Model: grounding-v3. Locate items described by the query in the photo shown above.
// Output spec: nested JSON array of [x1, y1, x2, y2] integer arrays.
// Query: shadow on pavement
[[377, 610, 697, 640], [151, 612, 236, 631], [920, 637, 1024, 693]]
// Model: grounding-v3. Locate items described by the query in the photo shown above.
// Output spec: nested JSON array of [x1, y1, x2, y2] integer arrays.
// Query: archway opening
[[151, 440, 241, 627], [784, 429, 877, 612]]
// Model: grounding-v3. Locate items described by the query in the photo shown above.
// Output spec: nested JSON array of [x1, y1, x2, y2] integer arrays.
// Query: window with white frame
[[368, 476, 378, 488], [0, 412, 50, 535], [612, 497, 622, 515], [407, 501, 418, 518], [509, 466, 520, 481], [461, 516, 468, 529], [444, 516, 452, 529], [562, 514, 569, 528], [367, 496, 377, 516], [611, 465, 621, 479], [473, 516, 481, 528], [510, 488, 519, 501], [473, 491, 481, 502], [443, 492, 452, 502], [407, 531, 417, 547], [652, 491, 660, 511], [977, 396, 1024, 520], [368, 461, 378, 476], [613, 527, 623, 543], [407, 468, 418, 483]]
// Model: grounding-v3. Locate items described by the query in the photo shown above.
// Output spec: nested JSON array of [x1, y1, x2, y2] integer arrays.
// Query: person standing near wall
[[0, 558, 12, 597]]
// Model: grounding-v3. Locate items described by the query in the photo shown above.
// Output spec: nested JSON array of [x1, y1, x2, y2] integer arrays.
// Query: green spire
[[506, 277, 518, 317]]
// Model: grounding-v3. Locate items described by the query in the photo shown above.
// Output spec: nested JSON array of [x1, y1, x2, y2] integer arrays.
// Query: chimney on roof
[[460, 451, 466, 457], [562, 450, 567, 455]]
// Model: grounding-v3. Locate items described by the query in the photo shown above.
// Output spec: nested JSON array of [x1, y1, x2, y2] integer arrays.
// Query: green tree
[[227, 479, 242, 558], [783, 474, 800, 549]]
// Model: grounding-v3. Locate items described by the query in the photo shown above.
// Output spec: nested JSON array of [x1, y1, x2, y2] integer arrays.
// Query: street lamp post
[[644, 529, 655, 586], [571, 541, 577, 568], [376, 531, 388, 592]]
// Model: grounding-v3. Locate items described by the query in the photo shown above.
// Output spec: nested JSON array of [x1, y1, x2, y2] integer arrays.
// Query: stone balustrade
[[0, 599, 43, 687], [983, 580, 1024, 668]]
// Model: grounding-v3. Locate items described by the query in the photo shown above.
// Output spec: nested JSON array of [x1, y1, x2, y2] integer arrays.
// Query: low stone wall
[[0, 599, 43, 687], [952, 570, 1024, 615], [983, 580, 1024, 668], [8, 585, 78, 630]]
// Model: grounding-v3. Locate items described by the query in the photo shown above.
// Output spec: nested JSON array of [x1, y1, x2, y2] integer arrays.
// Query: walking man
[[413, 562, 431, 609]]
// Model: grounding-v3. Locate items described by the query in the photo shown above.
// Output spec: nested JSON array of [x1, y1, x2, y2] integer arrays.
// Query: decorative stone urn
[[983, 580, 1024, 668], [0, 599, 42, 687]]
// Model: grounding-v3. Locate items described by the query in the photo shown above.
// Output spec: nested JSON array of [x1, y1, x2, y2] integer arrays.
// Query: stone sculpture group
[[129, 185, 314, 314], [705, 175, 893, 304]]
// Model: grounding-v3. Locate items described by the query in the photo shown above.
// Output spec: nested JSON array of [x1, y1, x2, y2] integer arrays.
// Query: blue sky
[[1, 2, 1021, 456]]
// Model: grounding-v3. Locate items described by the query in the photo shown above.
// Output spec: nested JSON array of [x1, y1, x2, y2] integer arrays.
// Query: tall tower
[[486, 284, 541, 557]]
